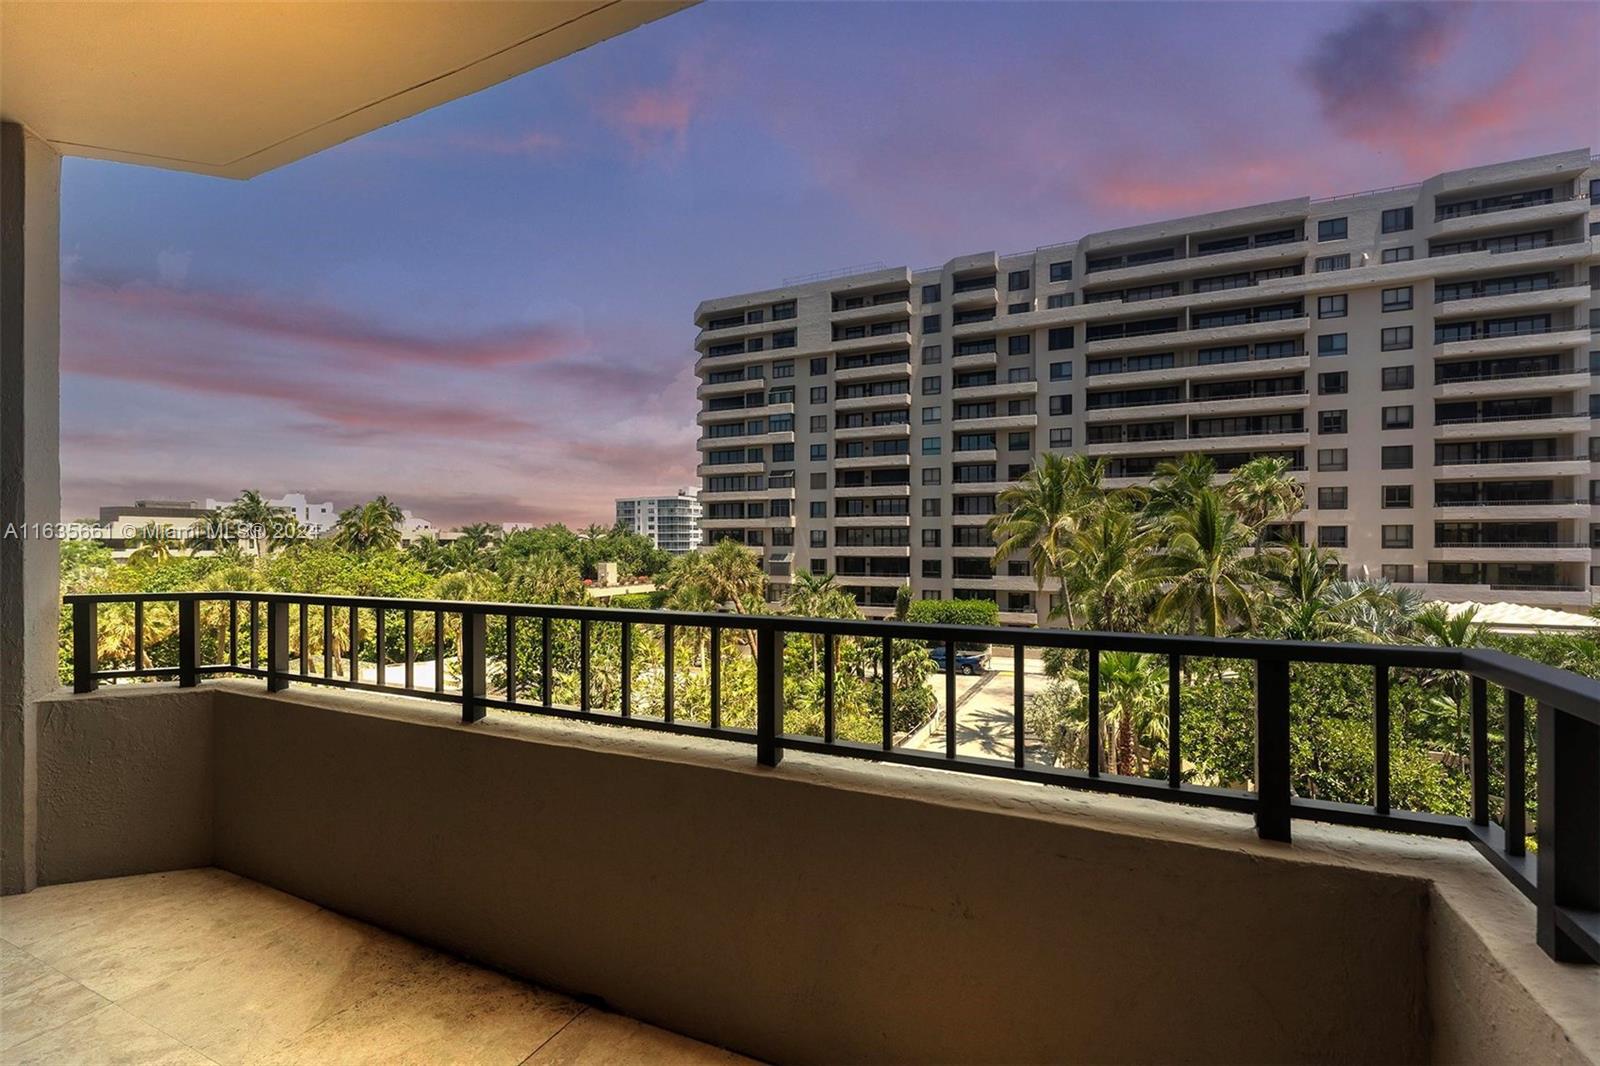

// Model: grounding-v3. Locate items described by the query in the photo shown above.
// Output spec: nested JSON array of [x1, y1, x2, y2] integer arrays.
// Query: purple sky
[[60, 1, 1600, 528]]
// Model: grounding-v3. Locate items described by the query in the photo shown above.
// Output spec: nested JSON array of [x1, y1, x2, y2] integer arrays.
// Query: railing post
[[1254, 656, 1291, 842], [460, 607, 486, 724], [1536, 702, 1600, 963], [71, 599, 98, 693], [1470, 675, 1489, 827], [177, 597, 199, 688], [265, 600, 289, 692], [756, 622, 784, 767]]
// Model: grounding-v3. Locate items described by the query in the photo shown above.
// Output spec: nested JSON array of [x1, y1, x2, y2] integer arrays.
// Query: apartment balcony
[[950, 512, 999, 526], [1433, 412, 1589, 439], [1430, 194, 1591, 239], [1427, 236, 1596, 278], [1433, 455, 1590, 480], [948, 544, 995, 558], [834, 392, 911, 413], [699, 487, 797, 503], [830, 299, 912, 325], [1433, 328, 1591, 360], [695, 461, 766, 477], [693, 317, 775, 350], [1432, 498, 1590, 521], [832, 483, 912, 497], [1082, 390, 1308, 424], [1086, 351, 1310, 389], [1430, 543, 1593, 563], [696, 430, 794, 449], [831, 544, 911, 557], [1432, 283, 1591, 319], [949, 350, 999, 371], [696, 376, 765, 399], [833, 422, 911, 441], [948, 380, 1039, 402], [949, 317, 1002, 339], [1432, 369, 1590, 400], [698, 515, 758, 529], [835, 362, 911, 384], [1086, 316, 1309, 356], [997, 609, 1040, 626], [695, 402, 794, 426], [1080, 239, 1310, 287], [1083, 427, 1308, 458], [948, 285, 999, 309], [832, 330, 913, 355], [830, 572, 911, 586], [693, 347, 796, 375], [833, 514, 912, 527], [950, 447, 999, 463], [834, 453, 911, 470], [1411, 581, 1594, 609], [950, 413, 1038, 433]]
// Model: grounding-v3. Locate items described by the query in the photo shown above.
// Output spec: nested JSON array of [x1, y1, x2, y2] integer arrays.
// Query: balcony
[[1433, 327, 1591, 360], [831, 299, 913, 324], [833, 422, 911, 441], [949, 350, 999, 371], [1432, 368, 1590, 400], [1432, 283, 1591, 319], [950, 413, 1039, 433], [832, 330, 913, 355], [1086, 316, 1309, 356], [835, 361, 911, 384], [1430, 194, 1590, 238], [833, 452, 911, 469], [1432, 497, 1591, 521], [1083, 425, 1308, 458], [695, 402, 794, 426], [833, 513, 911, 527], [1433, 411, 1589, 439], [696, 430, 794, 449], [1082, 390, 1308, 424], [1079, 239, 1309, 287], [1432, 454, 1590, 480], [947, 380, 1039, 402], [948, 285, 999, 309], [834, 391, 911, 413], [832, 482, 911, 497], [1430, 543, 1592, 563]]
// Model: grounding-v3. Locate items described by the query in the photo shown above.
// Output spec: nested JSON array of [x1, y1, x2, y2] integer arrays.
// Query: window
[[1318, 333, 1348, 356], [1049, 395, 1072, 416], [922, 468, 942, 486], [922, 345, 942, 364], [922, 375, 942, 395], [1381, 445, 1413, 469], [919, 314, 943, 336], [1049, 428, 1072, 448], [1381, 207, 1414, 233], [1318, 487, 1348, 509], [1046, 293, 1073, 309], [1317, 218, 1347, 242], [921, 437, 941, 455], [1317, 448, 1348, 471], [809, 472, 826, 490], [1382, 405, 1413, 429], [810, 415, 826, 432], [769, 361, 793, 379], [809, 558, 827, 575], [1383, 485, 1413, 509], [772, 524, 792, 541], [921, 406, 941, 424], [809, 443, 826, 461], [1315, 254, 1350, 272], [922, 499, 941, 517], [1382, 286, 1413, 312], [1382, 564, 1414, 583], [1048, 327, 1075, 350], [1008, 270, 1031, 291], [1009, 335, 1032, 356], [1318, 371, 1348, 395], [772, 301, 796, 320], [1318, 294, 1347, 319], [1381, 246, 1414, 264], [921, 529, 941, 547], [1382, 365, 1414, 390], [1007, 366, 1034, 384], [807, 501, 826, 519], [1049, 261, 1072, 282], [810, 530, 827, 548], [1049, 360, 1072, 380], [773, 444, 794, 462], [922, 560, 942, 578], [1382, 525, 1413, 549], [772, 329, 796, 348], [1381, 326, 1413, 351], [922, 283, 941, 304], [1008, 432, 1030, 451], [768, 386, 794, 404], [810, 386, 827, 403], [1318, 526, 1348, 548], [1319, 410, 1347, 434]]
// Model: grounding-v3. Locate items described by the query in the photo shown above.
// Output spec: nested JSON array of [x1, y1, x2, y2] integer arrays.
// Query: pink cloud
[[598, 54, 719, 159]]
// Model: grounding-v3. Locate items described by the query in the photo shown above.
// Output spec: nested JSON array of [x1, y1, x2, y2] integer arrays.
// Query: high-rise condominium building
[[616, 489, 703, 554], [693, 149, 1600, 621]]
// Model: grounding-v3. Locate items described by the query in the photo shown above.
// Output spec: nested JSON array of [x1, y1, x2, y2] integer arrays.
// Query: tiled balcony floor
[[0, 869, 750, 1065]]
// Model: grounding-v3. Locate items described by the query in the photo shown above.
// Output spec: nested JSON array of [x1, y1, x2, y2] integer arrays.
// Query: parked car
[[928, 645, 989, 675]]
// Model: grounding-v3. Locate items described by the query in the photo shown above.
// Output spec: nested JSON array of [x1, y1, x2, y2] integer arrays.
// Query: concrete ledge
[[27, 682, 1600, 1064]]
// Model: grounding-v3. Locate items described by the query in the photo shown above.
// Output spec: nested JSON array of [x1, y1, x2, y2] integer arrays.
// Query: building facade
[[693, 149, 1600, 620], [615, 489, 703, 554], [204, 492, 336, 536]]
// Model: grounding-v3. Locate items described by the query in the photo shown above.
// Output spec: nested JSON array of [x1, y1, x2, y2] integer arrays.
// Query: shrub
[[904, 598, 1000, 628]]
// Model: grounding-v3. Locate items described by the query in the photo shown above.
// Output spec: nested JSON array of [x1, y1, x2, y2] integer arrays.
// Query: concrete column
[[1, 122, 62, 895]]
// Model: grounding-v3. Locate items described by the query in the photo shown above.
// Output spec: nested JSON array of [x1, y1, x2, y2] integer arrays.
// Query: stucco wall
[[209, 687, 1430, 1065]]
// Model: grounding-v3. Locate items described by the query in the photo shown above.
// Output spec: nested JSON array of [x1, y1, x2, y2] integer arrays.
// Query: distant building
[[205, 492, 336, 536], [616, 489, 702, 554], [95, 499, 212, 558]]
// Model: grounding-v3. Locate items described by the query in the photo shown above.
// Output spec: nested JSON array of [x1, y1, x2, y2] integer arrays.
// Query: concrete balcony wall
[[29, 684, 1599, 1064]]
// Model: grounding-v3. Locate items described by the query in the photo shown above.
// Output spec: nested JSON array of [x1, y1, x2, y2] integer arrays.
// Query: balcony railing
[[1434, 497, 1583, 507], [64, 590, 1600, 964], [1434, 411, 1573, 426]]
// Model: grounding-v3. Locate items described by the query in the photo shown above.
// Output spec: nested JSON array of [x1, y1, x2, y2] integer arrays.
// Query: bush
[[904, 598, 1000, 628], [607, 592, 657, 609]]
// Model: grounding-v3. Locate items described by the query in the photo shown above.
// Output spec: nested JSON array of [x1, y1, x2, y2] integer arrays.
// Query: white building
[[616, 489, 702, 554], [205, 492, 336, 536]]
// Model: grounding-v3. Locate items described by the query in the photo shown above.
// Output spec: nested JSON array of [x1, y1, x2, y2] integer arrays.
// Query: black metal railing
[[63, 590, 1599, 964]]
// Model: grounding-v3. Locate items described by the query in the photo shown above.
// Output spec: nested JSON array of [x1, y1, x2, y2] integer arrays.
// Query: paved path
[[902, 668, 1052, 764]]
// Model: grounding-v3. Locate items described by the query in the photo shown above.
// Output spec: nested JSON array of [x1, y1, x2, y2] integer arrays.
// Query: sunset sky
[[60, 0, 1600, 528]]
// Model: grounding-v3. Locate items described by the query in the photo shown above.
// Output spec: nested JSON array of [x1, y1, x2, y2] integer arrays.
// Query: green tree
[[333, 496, 404, 552], [1225, 455, 1305, 555], [1154, 486, 1259, 637], [988, 452, 1104, 628]]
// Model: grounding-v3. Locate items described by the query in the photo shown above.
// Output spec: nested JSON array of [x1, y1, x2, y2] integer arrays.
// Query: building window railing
[[65, 590, 1600, 965]]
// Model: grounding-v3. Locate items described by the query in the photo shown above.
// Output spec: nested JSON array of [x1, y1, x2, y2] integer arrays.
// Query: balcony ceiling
[[0, 0, 688, 179]]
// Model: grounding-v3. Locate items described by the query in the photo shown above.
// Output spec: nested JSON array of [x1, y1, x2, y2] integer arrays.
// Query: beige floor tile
[[1, 939, 112, 1051], [4, 1002, 213, 1066], [2, 870, 317, 1002], [524, 1009, 753, 1066], [264, 951, 582, 1066]]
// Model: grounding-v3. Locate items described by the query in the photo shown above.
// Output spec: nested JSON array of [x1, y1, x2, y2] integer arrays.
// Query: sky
[[60, 0, 1600, 528]]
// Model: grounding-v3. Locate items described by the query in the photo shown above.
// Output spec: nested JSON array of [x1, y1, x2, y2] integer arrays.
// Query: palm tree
[[1411, 604, 1487, 755], [988, 452, 1103, 628], [127, 522, 177, 565], [1154, 486, 1259, 637], [1226, 456, 1305, 554], [1265, 541, 1373, 642], [333, 496, 404, 552], [217, 490, 296, 557], [1098, 651, 1168, 776], [1065, 503, 1160, 632], [1145, 453, 1217, 520], [664, 538, 767, 613]]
